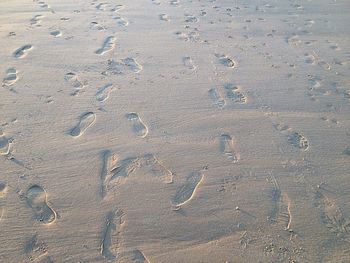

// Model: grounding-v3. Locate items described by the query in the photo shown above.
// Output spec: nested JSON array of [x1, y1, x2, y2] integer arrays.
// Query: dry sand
[[0, 0, 350, 262]]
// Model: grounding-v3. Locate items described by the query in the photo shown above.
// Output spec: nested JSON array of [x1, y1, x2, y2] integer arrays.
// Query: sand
[[0, 0, 350, 262]]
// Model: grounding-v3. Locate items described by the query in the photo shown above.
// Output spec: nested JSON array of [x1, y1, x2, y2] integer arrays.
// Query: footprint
[[184, 14, 198, 23], [70, 112, 96, 137], [268, 174, 292, 230], [13, 44, 33, 58], [309, 51, 331, 71], [108, 157, 139, 187], [0, 182, 7, 197], [152, 0, 161, 5], [122, 57, 142, 73], [0, 131, 12, 156], [95, 36, 116, 55], [183, 56, 196, 72], [64, 72, 85, 96], [89, 21, 106, 31], [159, 14, 170, 21], [103, 153, 173, 194], [318, 60, 331, 71], [219, 134, 240, 162], [286, 35, 301, 46], [315, 190, 350, 236], [100, 211, 117, 260], [96, 84, 115, 102], [111, 4, 125, 12], [304, 53, 316, 65], [114, 16, 129, 26], [30, 15, 44, 25], [307, 75, 322, 89], [106, 58, 142, 75], [171, 170, 204, 207], [216, 54, 236, 68], [208, 88, 225, 108], [224, 85, 247, 104], [304, 19, 314, 27], [100, 151, 122, 198], [26, 185, 57, 224], [288, 132, 309, 151], [175, 31, 200, 42], [2, 68, 18, 87], [25, 234, 50, 262], [50, 30, 62, 37], [126, 113, 148, 138], [170, 0, 180, 6], [100, 210, 125, 260], [96, 3, 108, 11], [329, 43, 340, 51], [139, 154, 173, 183]]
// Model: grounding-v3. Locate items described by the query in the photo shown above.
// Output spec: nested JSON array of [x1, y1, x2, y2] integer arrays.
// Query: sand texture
[[0, 0, 350, 262]]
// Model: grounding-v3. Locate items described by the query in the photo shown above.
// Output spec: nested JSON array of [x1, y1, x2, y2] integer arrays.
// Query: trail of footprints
[[3, 0, 346, 260]]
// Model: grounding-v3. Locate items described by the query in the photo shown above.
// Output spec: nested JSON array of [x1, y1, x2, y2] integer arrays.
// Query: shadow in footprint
[[125, 113, 148, 138], [70, 112, 96, 137]]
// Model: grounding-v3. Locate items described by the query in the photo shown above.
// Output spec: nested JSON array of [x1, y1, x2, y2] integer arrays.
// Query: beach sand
[[0, 0, 350, 262]]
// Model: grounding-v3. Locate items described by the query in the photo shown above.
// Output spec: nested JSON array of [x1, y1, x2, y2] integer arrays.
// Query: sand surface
[[1, 0, 350, 262]]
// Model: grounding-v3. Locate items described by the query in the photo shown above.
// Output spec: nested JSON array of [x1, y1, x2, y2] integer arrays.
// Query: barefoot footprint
[[216, 54, 236, 68], [208, 88, 225, 108], [288, 132, 309, 151], [220, 134, 240, 162], [26, 185, 56, 224], [125, 113, 148, 138], [172, 170, 204, 208], [70, 112, 96, 137], [95, 36, 116, 55]]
